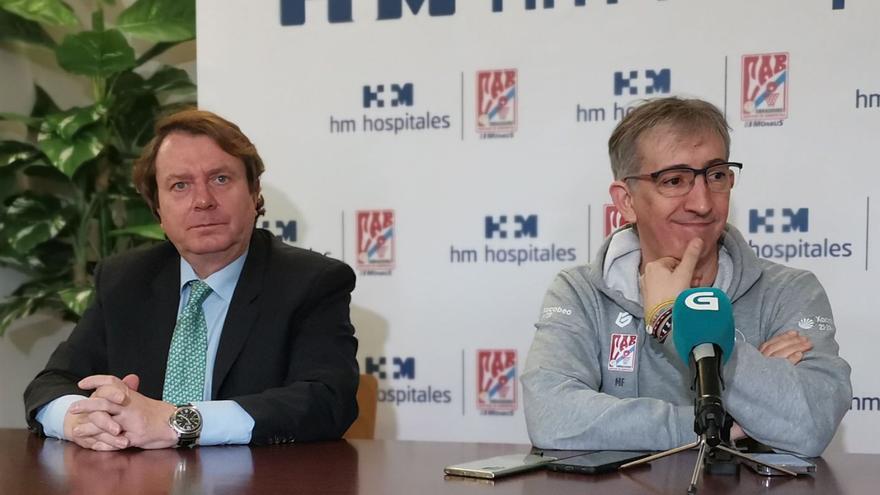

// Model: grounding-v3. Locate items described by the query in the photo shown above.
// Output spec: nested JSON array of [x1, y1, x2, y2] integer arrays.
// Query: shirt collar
[[179, 250, 249, 302]]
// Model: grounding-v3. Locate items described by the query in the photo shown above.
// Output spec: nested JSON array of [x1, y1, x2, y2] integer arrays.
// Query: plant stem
[[92, 77, 107, 103], [92, 9, 104, 32], [73, 195, 99, 286]]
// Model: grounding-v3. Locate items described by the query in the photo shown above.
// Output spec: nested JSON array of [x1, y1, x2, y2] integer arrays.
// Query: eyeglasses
[[623, 162, 743, 197]]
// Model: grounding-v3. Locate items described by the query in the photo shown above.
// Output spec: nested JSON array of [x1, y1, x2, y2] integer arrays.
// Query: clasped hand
[[63, 374, 178, 451]]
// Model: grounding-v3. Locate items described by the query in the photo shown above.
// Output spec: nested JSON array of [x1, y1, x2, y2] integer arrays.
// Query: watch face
[[173, 407, 202, 433]]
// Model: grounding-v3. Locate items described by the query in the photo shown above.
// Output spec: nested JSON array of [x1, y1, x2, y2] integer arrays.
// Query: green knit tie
[[163, 280, 212, 405]]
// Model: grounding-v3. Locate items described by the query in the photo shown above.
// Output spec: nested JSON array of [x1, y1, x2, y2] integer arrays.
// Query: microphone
[[672, 288, 735, 446]]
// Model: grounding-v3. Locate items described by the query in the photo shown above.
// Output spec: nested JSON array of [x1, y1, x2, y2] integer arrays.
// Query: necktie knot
[[188, 280, 212, 307]]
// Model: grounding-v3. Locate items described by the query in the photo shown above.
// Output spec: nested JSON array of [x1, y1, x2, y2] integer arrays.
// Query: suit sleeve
[[522, 273, 696, 451], [723, 272, 852, 457], [23, 263, 110, 435], [232, 261, 359, 445]]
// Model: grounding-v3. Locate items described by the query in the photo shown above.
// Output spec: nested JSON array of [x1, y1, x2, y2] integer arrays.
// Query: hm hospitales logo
[[746, 207, 853, 262], [576, 67, 672, 124]]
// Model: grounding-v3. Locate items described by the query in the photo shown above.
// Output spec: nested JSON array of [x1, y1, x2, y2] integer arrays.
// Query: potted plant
[[0, 0, 196, 335]]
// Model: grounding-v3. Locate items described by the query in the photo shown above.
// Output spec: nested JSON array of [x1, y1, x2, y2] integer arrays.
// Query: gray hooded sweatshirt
[[522, 224, 851, 457]]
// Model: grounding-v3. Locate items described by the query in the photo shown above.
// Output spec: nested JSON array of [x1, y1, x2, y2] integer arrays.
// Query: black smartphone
[[547, 451, 651, 474]]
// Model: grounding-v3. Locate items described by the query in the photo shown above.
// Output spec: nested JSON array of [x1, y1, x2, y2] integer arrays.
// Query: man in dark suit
[[24, 109, 358, 450]]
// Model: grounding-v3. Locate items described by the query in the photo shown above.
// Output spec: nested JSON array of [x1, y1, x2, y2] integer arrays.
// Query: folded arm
[[724, 271, 851, 457]]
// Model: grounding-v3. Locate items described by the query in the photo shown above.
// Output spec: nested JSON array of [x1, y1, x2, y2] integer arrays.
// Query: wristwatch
[[169, 404, 202, 448]]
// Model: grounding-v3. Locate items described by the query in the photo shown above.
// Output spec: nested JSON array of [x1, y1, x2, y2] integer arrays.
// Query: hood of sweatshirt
[[587, 224, 763, 317]]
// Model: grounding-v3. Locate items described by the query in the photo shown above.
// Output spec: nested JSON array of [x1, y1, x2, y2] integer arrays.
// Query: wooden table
[[0, 429, 875, 494]]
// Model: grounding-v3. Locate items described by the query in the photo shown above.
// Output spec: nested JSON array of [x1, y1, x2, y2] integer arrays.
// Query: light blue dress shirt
[[36, 252, 255, 445]]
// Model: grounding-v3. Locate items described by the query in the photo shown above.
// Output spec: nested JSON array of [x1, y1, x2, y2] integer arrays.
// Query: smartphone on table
[[444, 453, 557, 479], [742, 453, 817, 476], [547, 450, 651, 474]]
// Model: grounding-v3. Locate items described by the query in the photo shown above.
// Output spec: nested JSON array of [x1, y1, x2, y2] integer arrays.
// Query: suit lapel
[[140, 245, 181, 399], [211, 230, 267, 398]]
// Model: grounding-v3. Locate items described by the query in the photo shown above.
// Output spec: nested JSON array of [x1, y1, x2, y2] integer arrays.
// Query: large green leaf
[[0, 277, 78, 333], [0, 195, 67, 253], [0, 8, 55, 46], [116, 0, 194, 42], [145, 66, 195, 95], [37, 127, 105, 176], [4, 193, 61, 221], [0, 140, 42, 167], [40, 104, 105, 140], [0, 0, 78, 27], [107, 71, 158, 149], [109, 223, 164, 240], [36, 105, 108, 176], [57, 285, 93, 316], [0, 162, 25, 204], [0, 141, 43, 204], [56, 29, 136, 77], [10, 219, 66, 253], [0, 295, 39, 336], [0, 242, 28, 270], [15, 280, 64, 300]]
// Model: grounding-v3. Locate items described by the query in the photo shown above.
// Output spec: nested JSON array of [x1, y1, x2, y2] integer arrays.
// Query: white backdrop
[[197, 0, 879, 452]]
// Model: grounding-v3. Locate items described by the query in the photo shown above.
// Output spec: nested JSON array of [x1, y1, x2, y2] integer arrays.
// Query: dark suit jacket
[[24, 229, 359, 445]]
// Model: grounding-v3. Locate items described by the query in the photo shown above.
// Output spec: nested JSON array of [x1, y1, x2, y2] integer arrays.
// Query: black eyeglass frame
[[623, 161, 743, 194]]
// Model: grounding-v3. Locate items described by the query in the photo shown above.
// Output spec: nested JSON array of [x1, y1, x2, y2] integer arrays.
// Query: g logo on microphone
[[684, 291, 719, 311]]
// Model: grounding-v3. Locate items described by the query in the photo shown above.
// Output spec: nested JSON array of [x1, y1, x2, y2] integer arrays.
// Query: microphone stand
[[620, 348, 797, 494]]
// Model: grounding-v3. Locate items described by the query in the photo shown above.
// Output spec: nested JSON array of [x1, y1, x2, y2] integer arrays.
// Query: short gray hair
[[608, 97, 731, 180]]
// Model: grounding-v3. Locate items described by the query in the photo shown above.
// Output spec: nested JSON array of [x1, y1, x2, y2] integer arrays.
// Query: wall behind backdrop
[[196, 0, 878, 453]]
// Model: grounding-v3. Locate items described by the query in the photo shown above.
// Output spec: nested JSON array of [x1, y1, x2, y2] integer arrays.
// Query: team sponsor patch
[[542, 306, 572, 319], [798, 315, 835, 331], [615, 312, 633, 328], [798, 318, 814, 330], [608, 333, 638, 372]]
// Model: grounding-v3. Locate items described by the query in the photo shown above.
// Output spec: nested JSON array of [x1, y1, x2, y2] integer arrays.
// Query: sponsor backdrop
[[196, 1, 878, 452]]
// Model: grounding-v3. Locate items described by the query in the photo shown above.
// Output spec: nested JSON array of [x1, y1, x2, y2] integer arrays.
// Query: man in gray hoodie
[[522, 97, 851, 457]]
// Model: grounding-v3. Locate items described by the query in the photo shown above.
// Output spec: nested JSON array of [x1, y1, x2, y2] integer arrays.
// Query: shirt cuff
[[35, 394, 85, 440], [192, 400, 255, 445]]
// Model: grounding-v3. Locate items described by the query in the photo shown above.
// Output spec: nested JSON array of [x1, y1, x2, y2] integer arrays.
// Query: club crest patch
[[608, 333, 638, 372]]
